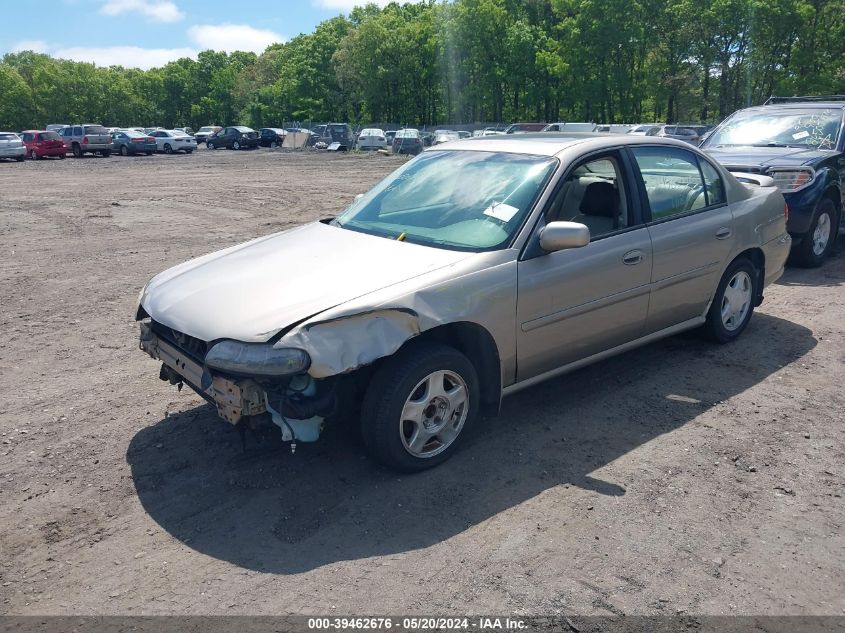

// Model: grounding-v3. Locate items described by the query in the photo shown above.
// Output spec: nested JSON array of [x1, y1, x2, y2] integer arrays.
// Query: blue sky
[[1, 0, 391, 69]]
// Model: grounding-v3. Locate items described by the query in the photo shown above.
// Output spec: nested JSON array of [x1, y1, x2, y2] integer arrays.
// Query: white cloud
[[100, 0, 184, 23], [52, 46, 198, 69], [11, 40, 51, 54], [187, 23, 285, 54], [312, 0, 394, 9]]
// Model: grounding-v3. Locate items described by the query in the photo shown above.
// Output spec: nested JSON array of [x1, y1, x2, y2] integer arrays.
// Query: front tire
[[361, 342, 479, 472], [30, 150, 38, 160], [703, 258, 756, 343], [233, 140, 241, 150], [163, 143, 172, 154], [793, 198, 837, 267], [120, 145, 129, 156]]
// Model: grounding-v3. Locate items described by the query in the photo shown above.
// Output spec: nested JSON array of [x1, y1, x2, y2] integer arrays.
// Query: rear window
[[84, 125, 107, 134], [395, 129, 419, 138], [40, 132, 60, 141], [0, 133, 18, 140]]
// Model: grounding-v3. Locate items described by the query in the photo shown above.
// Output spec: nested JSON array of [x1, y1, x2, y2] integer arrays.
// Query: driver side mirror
[[539, 221, 590, 252]]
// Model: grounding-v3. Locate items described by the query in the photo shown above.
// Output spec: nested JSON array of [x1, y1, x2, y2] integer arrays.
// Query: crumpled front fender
[[280, 309, 421, 378]]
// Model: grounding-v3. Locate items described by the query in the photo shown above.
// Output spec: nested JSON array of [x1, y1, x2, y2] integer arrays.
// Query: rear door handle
[[716, 227, 732, 240], [622, 250, 644, 265]]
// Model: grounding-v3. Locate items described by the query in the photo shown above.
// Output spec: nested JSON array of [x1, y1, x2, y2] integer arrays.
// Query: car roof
[[430, 133, 704, 157], [742, 102, 845, 112]]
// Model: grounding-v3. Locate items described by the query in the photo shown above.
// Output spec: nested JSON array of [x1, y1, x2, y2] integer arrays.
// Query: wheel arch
[[730, 247, 765, 306], [408, 321, 502, 417]]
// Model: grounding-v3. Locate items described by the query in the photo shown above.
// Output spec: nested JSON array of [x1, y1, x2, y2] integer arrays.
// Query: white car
[[0, 132, 26, 161], [149, 129, 196, 154], [627, 124, 662, 136], [356, 128, 387, 150]]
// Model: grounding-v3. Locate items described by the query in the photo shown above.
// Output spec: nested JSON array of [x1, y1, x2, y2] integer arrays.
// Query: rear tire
[[72, 143, 82, 158], [59, 152, 66, 159], [703, 258, 756, 343], [793, 198, 837, 267], [163, 143, 172, 154], [15, 155, 25, 162], [361, 342, 479, 472]]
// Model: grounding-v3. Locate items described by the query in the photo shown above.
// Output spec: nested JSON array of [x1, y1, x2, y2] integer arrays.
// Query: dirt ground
[[0, 147, 843, 617]]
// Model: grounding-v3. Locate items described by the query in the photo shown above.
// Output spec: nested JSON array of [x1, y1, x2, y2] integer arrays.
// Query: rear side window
[[631, 147, 707, 221], [699, 159, 726, 206]]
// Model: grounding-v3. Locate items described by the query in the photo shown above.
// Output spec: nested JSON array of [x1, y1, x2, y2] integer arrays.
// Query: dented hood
[[140, 221, 473, 343]]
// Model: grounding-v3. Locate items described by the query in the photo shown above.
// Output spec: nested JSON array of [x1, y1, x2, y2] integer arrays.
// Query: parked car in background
[[457, 130, 472, 139], [111, 130, 156, 156], [150, 129, 197, 154], [256, 128, 285, 148], [482, 127, 506, 136], [19, 130, 66, 159], [312, 123, 353, 148], [542, 122, 597, 133], [194, 126, 221, 145], [392, 128, 423, 155], [505, 123, 548, 134], [0, 132, 26, 161], [174, 127, 194, 136], [46, 124, 68, 132], [136, 135, 790, 471], [420, 131, 436, 146], [647, 125, 701, 144], [385, 130, 398, 145], [701, 96, 845, 266], [627, 124, 662, 136], [594, 124, 633, 134], [61, 124, 112, 157], [433, 130, 461, 145], [356, 128, 388, 151], [207, 126, 259, 150]]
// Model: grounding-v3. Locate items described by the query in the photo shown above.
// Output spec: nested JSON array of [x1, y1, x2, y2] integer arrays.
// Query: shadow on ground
[[128, 313, 815, 574]]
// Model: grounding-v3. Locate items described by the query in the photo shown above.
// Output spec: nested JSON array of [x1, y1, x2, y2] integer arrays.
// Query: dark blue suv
[[701, 96, 844, 267]]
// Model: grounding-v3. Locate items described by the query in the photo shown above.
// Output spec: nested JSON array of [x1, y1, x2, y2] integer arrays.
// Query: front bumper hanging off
[[138, 320, 266, 424]]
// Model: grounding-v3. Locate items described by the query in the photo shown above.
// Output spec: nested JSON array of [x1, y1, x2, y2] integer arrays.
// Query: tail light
[[784, 202, 790, 221], [82, 136, 89, 144], [146, 137, 154, 143]]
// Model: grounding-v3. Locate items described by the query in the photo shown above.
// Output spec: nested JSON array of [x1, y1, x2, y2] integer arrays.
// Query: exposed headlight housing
[[767, 168, 816, 193], [205, 340, 310, 377]]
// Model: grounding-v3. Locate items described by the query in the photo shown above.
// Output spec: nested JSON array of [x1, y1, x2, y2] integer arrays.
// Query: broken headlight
[[205, 340, 310, 377]]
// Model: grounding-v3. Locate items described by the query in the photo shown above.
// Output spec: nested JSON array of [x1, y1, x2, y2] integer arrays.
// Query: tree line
[[3, 0, 845, 132]]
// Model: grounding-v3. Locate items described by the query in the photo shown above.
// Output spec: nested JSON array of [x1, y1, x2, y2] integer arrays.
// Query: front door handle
[[622, 250, 644, 265], [716, 227, 732, 240]]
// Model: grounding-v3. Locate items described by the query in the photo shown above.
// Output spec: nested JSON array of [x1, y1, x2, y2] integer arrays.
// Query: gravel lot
[[1, 147, 843, 617]]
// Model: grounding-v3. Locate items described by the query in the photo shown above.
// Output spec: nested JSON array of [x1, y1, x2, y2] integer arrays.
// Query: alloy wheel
[[720, 270, 752, 331], [399, 370, 469, 458], [813, 211, 832, 256]]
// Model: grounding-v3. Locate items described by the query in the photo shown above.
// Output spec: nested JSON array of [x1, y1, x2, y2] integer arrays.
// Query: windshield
[[0, 133, 19, 140], [704, 108, 842, 150], [333, 150, 557, 251]]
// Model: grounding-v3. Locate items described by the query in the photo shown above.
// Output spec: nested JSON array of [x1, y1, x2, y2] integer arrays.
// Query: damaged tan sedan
[[137, 135, 791, 471]]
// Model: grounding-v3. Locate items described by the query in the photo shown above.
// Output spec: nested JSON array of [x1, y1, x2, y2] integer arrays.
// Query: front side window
[[545, 154, 630, 239], [632, 147, 707, 221], [334, 150, 558, 251]]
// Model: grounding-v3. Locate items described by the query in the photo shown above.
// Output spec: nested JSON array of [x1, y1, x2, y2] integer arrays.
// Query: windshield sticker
[[483, 202, 519, 223], [792, 130, 810, 140]]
